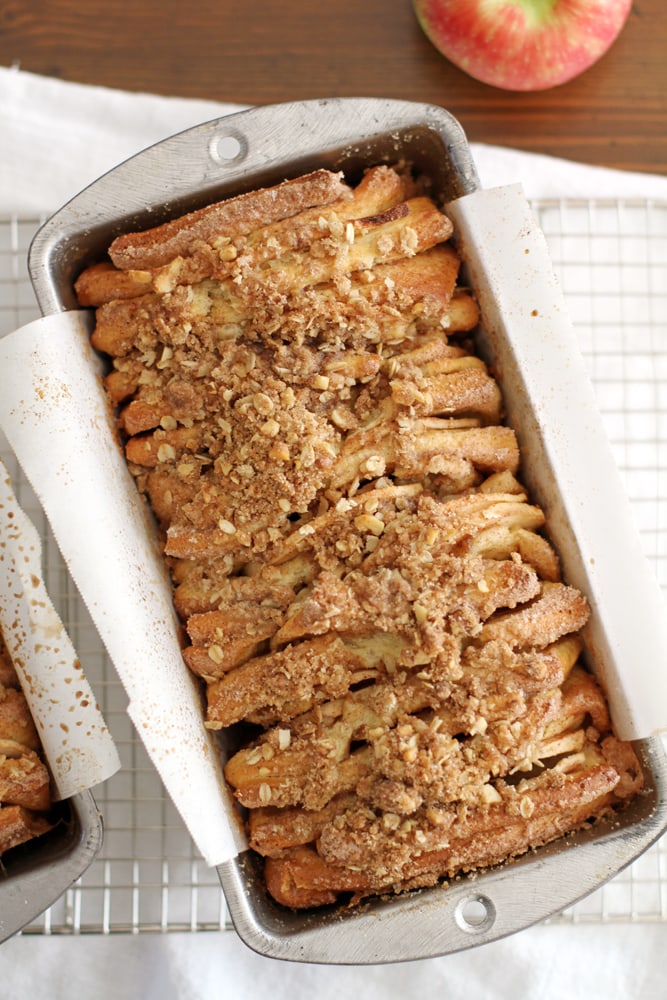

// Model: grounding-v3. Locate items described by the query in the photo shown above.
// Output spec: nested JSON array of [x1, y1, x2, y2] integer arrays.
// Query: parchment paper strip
[[0, 459, 120, 798], [447, 184, 667, 740], [0, 312, 246, 865]]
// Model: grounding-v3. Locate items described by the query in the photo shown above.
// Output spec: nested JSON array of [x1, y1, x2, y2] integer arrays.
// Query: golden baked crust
[[77, 164, 643, 909], [0, 632, 53, 855]]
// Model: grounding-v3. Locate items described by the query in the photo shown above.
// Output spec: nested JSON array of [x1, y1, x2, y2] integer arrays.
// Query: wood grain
[[1, 0, 665, 175]]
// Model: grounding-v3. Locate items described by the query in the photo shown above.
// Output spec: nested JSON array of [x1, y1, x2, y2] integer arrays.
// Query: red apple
[[413, 0, 632, 91]]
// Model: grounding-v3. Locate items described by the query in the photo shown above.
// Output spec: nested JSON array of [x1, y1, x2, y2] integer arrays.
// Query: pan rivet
[[455, 894, 496, 934], [209, 132, 248, 166]]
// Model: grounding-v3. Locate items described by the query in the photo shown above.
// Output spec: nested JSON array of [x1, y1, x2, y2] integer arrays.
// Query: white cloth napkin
[[0, 922, 666, 1000], [2, 64, 666, 216], [1, 64, 667, 999]]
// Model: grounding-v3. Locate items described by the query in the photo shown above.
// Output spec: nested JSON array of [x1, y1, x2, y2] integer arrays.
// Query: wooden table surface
[[2, 0, 665, 177]]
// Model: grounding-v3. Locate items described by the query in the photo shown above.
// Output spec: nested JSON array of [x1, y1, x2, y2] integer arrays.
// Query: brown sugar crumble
[[76, 164, 644, 909]]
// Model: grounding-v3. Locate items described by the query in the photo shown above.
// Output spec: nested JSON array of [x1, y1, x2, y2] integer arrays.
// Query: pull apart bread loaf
[[0, 630, 53, 855], [75, 165, 643, 908]]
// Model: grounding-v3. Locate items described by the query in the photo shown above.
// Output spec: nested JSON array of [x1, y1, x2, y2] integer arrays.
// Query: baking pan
[[0, 464, 116, 945], [0, 790, 103, 944], [27, 98, 667, 963]]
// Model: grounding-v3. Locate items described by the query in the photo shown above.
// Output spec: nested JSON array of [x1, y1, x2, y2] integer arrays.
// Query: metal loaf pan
[[0, 480, 105, 943], [28, 99, 667, 963], [0, 790, 103, 943]]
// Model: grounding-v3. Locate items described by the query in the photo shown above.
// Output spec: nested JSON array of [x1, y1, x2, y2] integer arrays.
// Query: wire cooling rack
[[1, 199, 666, 934]]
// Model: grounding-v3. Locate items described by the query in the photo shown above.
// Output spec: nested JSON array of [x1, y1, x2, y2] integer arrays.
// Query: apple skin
[[413, 0, 633, 91]]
